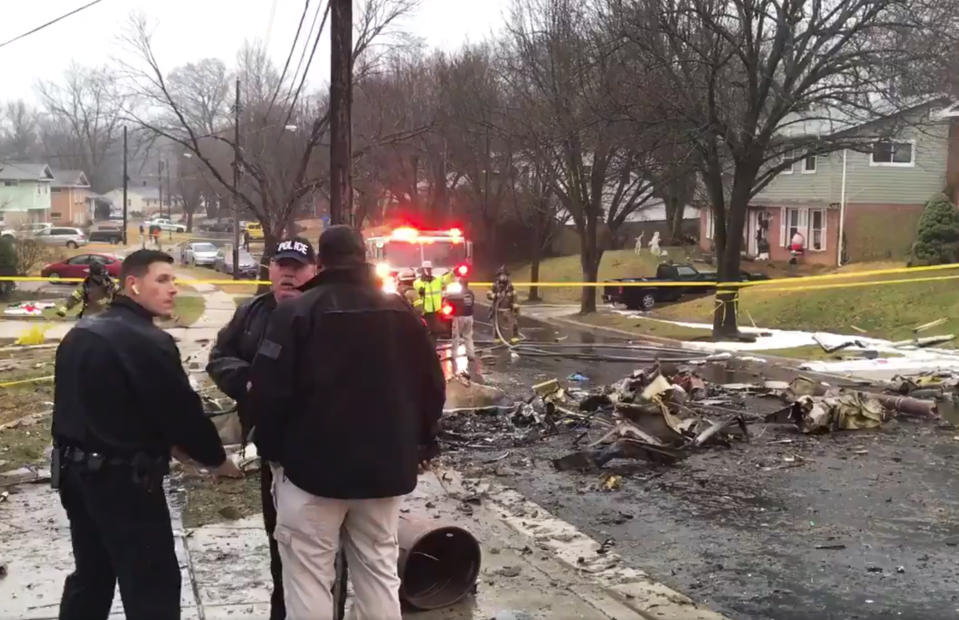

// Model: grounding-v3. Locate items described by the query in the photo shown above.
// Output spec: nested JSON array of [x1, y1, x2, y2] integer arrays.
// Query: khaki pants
[[451, 315, 475, 359], [271, 466, 403, 620]]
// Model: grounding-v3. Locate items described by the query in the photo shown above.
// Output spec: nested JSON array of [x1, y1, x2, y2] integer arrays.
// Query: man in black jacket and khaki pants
[[250, 226, 445, 620]]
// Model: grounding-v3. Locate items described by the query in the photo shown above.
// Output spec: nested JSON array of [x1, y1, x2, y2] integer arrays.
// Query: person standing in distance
[[206, 237, 317, 620], [52, 249, 242, 620], [249, 226, 445, 620]]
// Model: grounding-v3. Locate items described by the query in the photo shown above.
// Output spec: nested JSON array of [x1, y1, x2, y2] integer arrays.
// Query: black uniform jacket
[[249, 264, 445, 499], [206, 292, 276, 437], [52, 296, 225, 467]]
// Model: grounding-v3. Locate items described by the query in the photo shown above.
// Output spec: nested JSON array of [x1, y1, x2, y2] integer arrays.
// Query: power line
[[266, 0, 312, 118], [285, 0, 331, 125], [0, 0, 106, 50], [286, 0, 329, 103]]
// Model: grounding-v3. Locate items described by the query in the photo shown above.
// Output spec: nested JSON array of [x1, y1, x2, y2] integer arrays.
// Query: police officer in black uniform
[[206, 237, 317, 620], [52, 249, 241, 620]]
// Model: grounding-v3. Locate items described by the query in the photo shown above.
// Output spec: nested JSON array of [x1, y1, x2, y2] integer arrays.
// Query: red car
[[41, 253, 123, 283]]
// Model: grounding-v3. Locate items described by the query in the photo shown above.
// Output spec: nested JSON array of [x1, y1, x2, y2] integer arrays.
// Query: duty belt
[[58, 446, 169, 481], [61, 445, 133, 470]]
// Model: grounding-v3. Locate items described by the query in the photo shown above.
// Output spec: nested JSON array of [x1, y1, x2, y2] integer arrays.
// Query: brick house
[[699, 101, 956, 265], [50, 169, 92, 226]]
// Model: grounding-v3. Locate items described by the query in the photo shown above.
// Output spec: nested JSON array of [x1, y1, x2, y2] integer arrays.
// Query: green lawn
[[173, 295, 206, 326], [652, 264, 959, 343]]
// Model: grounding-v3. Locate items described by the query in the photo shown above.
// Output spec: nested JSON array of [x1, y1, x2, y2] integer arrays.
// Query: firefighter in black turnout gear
[[52, 250, 241, 620], [56, 259, 118, 318], [206, 237, 317, 620]]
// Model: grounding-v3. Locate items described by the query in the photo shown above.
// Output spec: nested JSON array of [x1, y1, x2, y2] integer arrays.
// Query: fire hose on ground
[[488, 296, 729, 364]]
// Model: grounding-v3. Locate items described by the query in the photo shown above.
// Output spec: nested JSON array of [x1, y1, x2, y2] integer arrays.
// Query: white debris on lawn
[[3, 301, 56, 317], [612, 311, 959, 376]]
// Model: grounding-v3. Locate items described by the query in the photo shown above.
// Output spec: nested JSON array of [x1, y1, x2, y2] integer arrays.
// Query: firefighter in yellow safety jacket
[[412, 261, 453, 334]]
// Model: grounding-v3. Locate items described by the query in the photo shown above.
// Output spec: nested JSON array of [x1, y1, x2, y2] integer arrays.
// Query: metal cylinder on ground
[[397, 516, 482, 610]]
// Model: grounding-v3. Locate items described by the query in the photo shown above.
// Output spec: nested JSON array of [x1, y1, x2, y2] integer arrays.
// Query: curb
[[436, 468, 729, 620]]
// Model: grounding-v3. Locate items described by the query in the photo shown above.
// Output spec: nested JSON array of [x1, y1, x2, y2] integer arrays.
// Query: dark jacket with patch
[[52, 296, 225, 466], [206, 292, 277, 438], [249, 264, 445, 499]]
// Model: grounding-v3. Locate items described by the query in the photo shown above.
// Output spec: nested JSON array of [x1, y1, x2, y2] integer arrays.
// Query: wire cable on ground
[[489, 296, 714, 364]]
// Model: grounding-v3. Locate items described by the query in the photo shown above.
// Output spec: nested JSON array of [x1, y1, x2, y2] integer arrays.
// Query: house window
[[781, 150, 795, 174], [52, 187, 64, 193], [51, 212, 62, 220], [782, 207, 827, 251], [2, 180, 16, 187], [809, 209, 825, 251], [871, 140, 914, 166], [802, 155, 817, 173], [784, 208, 806, 246]]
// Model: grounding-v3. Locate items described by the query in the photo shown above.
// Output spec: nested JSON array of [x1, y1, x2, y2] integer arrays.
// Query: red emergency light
[[448, 227, 463, 238], [441, 303, 454, 317], [455, 263, 470, 278]]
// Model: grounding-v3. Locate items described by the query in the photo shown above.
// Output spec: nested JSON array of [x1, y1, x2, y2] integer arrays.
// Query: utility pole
[[157, 160, 163, 223], [329, 0, 352, 227], [166, 161, 173, 240], [232, 77, 241, 280], [122, 126, 128, 246]]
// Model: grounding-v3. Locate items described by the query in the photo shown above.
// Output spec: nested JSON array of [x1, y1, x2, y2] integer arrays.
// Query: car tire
[[66, 241, 78, 249], [626, 293, 656, 311], [48, 271, 61, 283]]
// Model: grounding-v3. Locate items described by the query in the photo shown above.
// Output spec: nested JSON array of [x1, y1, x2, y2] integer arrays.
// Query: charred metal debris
[[439, 364, 955, 473]]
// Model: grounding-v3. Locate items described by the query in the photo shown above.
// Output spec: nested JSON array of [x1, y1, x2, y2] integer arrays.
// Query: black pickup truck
[[603, 263, 769, 310]]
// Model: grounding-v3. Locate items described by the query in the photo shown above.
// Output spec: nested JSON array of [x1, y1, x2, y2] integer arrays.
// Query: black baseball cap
[[273, 237, 316, 265], [318, 225, 366, 265]]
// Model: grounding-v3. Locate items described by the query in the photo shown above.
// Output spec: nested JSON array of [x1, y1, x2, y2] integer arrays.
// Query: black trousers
[[260, 464, 285, 620], [58, 464, 180, 620]]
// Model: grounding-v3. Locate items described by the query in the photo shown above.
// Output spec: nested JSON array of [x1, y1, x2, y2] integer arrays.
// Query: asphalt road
[[449, 311, 959, 620]]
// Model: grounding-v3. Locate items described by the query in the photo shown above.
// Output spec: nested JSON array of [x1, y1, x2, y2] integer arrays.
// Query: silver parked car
[[35, 227, 87, 249], [215, 248, 259, 278], [181, 241, 219, 267]]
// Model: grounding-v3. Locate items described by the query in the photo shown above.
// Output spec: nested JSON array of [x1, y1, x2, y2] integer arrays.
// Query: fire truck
[[366, 226, 473, 336]]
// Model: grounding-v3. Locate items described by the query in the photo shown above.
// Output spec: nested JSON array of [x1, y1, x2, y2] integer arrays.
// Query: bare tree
[[166, 59, 231, 134], [614, 0, 958, 337], [0, 101, 40, 160], [504, 0, 659, 313], [119, 1, 418, 253], [37, 64, 125, 192]]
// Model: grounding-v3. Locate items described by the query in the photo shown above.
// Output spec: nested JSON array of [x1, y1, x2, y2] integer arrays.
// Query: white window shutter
[[780, 207, 787, 247]]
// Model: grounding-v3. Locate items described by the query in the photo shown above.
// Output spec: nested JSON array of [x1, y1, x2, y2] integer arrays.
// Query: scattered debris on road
[[440, 359, 954, 478]]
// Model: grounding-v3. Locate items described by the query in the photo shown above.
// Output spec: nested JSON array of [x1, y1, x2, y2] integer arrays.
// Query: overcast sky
[[0, 0, 510, 103]]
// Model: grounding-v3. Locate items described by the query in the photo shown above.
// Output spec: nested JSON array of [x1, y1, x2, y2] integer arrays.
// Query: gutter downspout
[[837, 148, 847, 267]]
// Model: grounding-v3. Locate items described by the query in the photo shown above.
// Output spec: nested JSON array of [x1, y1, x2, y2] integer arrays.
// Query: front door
[[746, 210, 759, 256]]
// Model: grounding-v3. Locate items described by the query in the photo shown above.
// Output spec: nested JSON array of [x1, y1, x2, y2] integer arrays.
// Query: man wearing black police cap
[[249, 225, 444, 619], [206, 236, 317, 620], [52, 249, 241, 620]]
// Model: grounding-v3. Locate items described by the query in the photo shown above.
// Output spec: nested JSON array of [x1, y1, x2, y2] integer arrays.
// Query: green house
[[0, 162, 54, 227]]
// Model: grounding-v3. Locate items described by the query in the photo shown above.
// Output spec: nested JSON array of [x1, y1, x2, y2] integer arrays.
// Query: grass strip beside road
[[181, 474, 261, 528]]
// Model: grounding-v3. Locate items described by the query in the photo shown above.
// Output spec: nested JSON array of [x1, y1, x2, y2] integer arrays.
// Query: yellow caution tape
[[751, 272, 959, 294], [0, 260, 956, 290], [0, 374, 53, 388]]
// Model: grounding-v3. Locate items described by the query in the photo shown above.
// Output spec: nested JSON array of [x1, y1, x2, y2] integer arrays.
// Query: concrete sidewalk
[[0, 466, 694, 620]]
